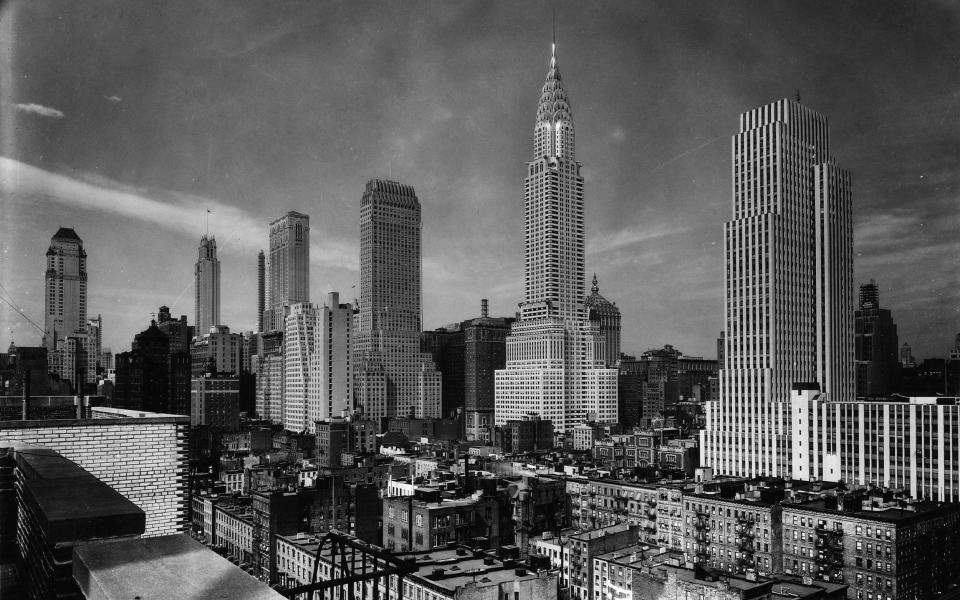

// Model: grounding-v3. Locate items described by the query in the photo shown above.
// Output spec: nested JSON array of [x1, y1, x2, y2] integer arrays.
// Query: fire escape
[[814, 524, 845, 583], [735, 516, 756, 572], [693, 509, 711, 564]]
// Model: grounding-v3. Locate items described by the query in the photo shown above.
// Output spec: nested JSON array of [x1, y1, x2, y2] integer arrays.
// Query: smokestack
[[481, 298, 488, 318], [257, 250, 265, 332], [21, 367, 30, 420]]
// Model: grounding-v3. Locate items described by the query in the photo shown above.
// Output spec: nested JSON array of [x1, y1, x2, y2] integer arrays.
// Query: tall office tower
[[264, 212, 310, 332], [585, 274, 622, 367], [195, 235, 220, 335], [254, 331, 284, 422], [257, 250, 266, 332], [899, 342, 915, 367], [307, 292, 354, 425], [494, 45, 618, 433], [283, 302, 316, 432], [701, 98, 854, 478], [855, 280, 899, 397], [352, 179, 442, 420], [43, 227, 87, 350], [463, 301, 513, 442]]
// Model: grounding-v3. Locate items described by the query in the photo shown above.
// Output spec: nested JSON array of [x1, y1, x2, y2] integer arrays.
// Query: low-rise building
[[782, 490, 960, 600], [529, 523, 639, 600], [382, 488, 507, 552], [684, 487, 783, 577], [276, 536, 557, 600]]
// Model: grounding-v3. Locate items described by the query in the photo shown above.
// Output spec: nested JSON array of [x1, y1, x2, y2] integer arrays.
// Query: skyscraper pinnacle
[[534, 44, 574, 160]]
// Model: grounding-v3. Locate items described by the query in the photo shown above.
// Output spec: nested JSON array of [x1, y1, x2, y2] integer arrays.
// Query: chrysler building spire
[[535, 44, 574, 161]]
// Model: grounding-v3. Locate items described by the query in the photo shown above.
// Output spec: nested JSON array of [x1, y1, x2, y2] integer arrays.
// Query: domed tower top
[[534, 44, 575, 161]]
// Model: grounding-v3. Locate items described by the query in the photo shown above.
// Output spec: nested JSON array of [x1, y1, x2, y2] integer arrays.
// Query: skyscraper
[[307, 292, 354, 425], [195, 235, 220, 335], [352, 179, 442, 420], [257, 250, 266, 333], [264, 212, 310, 332], [494, 45, 618, 433], [854, 280, 899, 397], [43, 227, 87, 350], [585, 274, 622, 367], [701, 98, 854, 478], [283, 302, 316, 432]]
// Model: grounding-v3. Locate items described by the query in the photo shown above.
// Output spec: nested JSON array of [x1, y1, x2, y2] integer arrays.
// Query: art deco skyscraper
[[195, 235, 220, 335], [44, 227, 87, 350], [700, 98, 854, 478], [257, 250, 265, 332], [494, 45, 618, 433], [264, 211, 310, 332], [352, 179, 441, 420]]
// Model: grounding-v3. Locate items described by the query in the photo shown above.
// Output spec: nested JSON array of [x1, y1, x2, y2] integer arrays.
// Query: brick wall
[[0, 411, 189, 537]]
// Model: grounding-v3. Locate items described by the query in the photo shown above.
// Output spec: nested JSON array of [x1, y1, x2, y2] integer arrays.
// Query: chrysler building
[[494, 45, 618, 432]]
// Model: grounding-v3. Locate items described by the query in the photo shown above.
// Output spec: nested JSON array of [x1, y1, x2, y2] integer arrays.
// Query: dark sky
[[1, 0, 958, 359]]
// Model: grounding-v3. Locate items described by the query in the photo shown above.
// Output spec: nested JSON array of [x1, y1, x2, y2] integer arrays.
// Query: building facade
[[264, 211, 310, 332], [195, 235, 220, 335], [307, 292, 353, 425], [283, 302, 317, 433], [191, 373, 240, 429], [495, 45, 618, 433], [463, 302, 513, 442], [792, 391, 960, 502], [353, 179, 442, 420], [854, 280, 899, 398], [44, 227, 87, 351], [585, 274, 621, 367], [191, 325, 243, 378], [702, 98, 855, 478]]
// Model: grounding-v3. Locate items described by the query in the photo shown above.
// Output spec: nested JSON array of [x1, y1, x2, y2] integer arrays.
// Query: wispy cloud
[[0, 157, 355, 270], [588, 223, 691, 254], [15, 102, 64, 119], [104, 95, 122, 103]]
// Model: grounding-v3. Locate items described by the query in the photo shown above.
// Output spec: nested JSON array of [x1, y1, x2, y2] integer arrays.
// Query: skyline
[[2, 1, 959, 359]]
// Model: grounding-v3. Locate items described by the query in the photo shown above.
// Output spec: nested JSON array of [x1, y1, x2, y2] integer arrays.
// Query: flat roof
[[74, 534, 284, 599], [276, 537, 547, 593]]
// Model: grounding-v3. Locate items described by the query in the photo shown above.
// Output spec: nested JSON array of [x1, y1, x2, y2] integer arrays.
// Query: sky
[[1, 0, 958, 359]]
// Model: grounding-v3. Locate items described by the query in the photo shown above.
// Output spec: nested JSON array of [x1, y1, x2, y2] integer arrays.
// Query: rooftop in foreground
[[74, 534, 285, 599]]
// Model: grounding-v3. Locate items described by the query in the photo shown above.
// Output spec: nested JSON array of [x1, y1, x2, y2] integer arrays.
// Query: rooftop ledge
[[73, 535, 285, 600]]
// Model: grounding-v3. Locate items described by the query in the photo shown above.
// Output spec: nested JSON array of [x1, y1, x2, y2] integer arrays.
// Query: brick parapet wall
[[0, 416, 189, 537]]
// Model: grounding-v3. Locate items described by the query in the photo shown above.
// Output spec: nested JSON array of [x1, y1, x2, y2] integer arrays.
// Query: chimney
[[481, 299, 489, 318], [20, 367, 30, 420]]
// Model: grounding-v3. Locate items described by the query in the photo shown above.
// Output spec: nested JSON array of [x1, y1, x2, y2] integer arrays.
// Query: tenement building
[[701, 98, 855, 478], [495, 44, 618, 433], [781, 490, 960, 600], [352, 179, 442, 420]]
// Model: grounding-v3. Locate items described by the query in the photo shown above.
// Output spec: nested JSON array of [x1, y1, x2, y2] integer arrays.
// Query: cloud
[[0, 157, 354, 270], [104, 95, 122, 103], [15, 103, 64, 119], [588, 222, 691, 254]]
